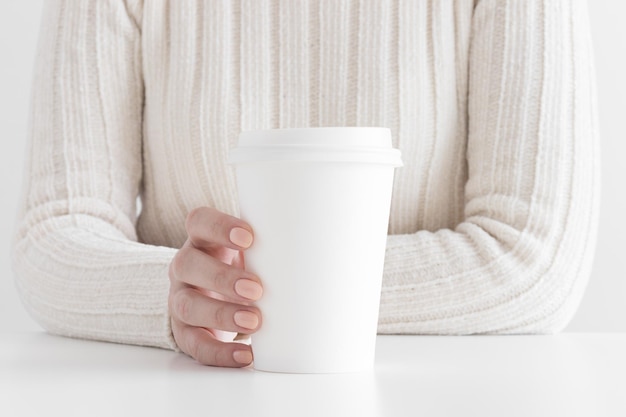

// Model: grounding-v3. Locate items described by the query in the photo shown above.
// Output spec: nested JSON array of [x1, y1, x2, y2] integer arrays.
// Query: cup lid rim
[[231, 127, 402, 166]]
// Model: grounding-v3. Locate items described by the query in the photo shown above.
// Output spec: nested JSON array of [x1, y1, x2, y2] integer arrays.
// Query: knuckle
[[186, 207, 228, 244], [174, 290, 194, 323], [210, 215, 226, 237], [213, 304, 230, 328], [190, 332, 227, 367], [213, 346, 231, 366], [213, 264, 231, 289], [185, 207, 205, 232], [170, 250, 186, 279], [186, 331, 203, 360]]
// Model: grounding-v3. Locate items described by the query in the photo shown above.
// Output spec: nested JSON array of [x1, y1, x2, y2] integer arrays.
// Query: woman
[[13, 0, 599, 367]]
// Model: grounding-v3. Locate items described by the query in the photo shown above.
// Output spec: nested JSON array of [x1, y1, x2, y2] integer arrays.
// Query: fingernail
[[230, 227, 253, 248], [234, 310, 259, 330], [233, 349, 253, 365], [235, 279, 263, 300]]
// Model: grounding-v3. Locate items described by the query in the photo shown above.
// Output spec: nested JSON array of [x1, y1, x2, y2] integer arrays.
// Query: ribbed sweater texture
[[13, 0, 599, 349]]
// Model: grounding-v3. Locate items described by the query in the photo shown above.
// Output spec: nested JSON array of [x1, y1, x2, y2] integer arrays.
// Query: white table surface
[[1, 332, 625, 417]]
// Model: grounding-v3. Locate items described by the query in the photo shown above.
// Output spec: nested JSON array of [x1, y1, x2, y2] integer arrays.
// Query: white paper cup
[[229, 127, 402, 373]]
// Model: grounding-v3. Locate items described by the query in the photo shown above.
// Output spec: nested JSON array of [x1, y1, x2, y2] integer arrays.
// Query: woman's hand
[[168, 207, 263, 367]]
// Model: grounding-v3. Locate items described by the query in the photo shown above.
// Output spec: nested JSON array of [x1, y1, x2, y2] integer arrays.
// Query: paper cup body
[[229, 127, 402, 373]]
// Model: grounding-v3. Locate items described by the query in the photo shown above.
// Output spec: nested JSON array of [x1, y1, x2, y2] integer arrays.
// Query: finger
[[171, 288, 262, 334], [171, 246, 263, 302], [185, 207, 254, 251], [172, 320, 253, 367]]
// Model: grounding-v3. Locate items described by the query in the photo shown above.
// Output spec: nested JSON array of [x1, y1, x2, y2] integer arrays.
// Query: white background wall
[[1, 1, 624, 333]]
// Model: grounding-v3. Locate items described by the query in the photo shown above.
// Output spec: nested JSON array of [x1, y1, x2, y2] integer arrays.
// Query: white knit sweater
[[13, 0, 599, 350]]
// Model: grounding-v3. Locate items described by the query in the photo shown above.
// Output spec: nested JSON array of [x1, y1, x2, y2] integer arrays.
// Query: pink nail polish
[[233, 350, 253, 365], [235, 279, 263, 300], [230, 227, 253, 248], [234, 310, 259, 330]]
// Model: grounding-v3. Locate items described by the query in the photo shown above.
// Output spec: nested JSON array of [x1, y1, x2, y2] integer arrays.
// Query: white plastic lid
[[229, 127, 403, 166]]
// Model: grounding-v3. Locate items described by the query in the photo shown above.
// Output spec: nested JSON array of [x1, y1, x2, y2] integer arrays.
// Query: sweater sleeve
[[378, 0, 600, 334], [11, 0, 178, 349]]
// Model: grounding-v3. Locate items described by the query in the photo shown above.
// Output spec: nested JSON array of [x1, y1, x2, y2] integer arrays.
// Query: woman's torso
[[137, 0, 474, 248]]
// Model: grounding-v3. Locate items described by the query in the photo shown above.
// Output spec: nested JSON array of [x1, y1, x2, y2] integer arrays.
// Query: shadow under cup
[[229, 127, 402, 373]]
